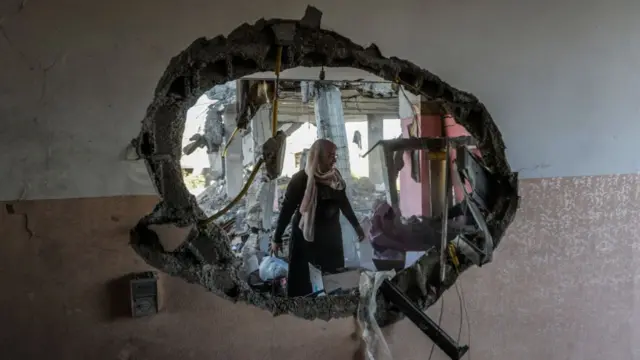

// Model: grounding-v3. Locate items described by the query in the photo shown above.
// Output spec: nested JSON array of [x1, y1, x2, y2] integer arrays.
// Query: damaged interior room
[[1, 1, 639, 360]]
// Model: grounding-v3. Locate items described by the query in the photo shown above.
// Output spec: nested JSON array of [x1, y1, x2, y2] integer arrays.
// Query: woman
[[271, 139, 365, 297]]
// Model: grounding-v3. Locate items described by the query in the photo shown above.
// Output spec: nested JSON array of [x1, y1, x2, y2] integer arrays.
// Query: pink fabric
[[298, 139, 346, 242], [369, 202, 435, 254], [370, 203, 407, 252]]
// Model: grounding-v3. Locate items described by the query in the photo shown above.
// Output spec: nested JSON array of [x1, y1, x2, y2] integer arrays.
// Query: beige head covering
[[298, 139, 346, 242]]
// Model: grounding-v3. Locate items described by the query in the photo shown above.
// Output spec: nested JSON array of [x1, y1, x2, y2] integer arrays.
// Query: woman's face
[[318, 144, 337, 172]]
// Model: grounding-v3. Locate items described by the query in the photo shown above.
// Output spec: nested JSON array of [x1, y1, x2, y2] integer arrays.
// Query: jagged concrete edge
[[129, 9, 521, 326]]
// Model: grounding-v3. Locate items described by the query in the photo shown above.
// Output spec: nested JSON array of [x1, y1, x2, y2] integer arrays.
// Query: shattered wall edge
[[130, 8, 520, 326]]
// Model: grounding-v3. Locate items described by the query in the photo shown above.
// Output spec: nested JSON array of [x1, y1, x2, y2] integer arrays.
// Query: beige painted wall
[[2, 174, 639, 359]]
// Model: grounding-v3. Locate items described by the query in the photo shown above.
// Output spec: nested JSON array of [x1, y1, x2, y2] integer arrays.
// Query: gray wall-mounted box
[[129, 272, 159, 317]]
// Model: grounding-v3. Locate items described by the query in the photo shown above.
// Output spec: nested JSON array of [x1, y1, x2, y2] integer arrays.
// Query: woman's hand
[[270, 240, 283, 256], [355, 226, 366, 242]]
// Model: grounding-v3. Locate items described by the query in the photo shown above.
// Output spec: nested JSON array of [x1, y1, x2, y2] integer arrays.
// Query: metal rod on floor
[[380, 279, 469, 360], [439, 140, 451, 283]]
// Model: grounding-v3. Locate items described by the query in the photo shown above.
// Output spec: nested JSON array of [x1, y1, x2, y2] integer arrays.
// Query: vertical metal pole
[[384, 145, 400, 210], [426, 150, 433, 217], [439, 140, 451, 283]]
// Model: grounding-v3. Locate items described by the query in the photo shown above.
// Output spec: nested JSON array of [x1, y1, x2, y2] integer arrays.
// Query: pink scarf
[[298, 139, 346, 242]]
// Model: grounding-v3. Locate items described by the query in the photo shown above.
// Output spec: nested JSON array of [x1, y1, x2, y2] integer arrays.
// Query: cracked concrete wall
[[129, 5, 519, 325]]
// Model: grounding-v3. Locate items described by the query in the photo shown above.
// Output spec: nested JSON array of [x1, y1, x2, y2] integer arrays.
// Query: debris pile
[[348, 176, 386, 212], [190, 165, 388, 266], [195, 163, 258, 217], [197, 172, 385, 225]]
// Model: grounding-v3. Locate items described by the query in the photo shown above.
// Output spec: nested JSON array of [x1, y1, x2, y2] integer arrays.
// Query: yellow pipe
[[221, 127, 240, 158], [271, 46, 283, 137], [199, 158, 265, 226], [203, 48, 283, 225], [221, 48, 282, 158], [448, 243, 461, 274]]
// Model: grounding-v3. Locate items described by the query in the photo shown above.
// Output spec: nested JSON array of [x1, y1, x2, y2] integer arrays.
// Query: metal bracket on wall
[[380, 279, 469, 360]]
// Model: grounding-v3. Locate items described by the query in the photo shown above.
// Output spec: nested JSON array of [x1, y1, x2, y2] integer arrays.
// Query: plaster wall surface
[[1, 176, 638, 360], [2, 0, 640, 201]]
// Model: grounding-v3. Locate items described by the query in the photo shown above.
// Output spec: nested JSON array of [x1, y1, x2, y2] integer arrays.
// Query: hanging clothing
[[352, 130, 363, 150]]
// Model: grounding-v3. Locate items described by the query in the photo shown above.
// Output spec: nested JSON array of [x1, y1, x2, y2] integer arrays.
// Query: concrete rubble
[[301, 81, 396, 103], [183, 81, 236, 156], [194, 164, 387, 258], [130, 5, 520, 327]]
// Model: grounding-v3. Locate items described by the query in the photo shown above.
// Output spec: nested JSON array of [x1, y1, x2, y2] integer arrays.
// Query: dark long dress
[[273, 170, 360, 297]]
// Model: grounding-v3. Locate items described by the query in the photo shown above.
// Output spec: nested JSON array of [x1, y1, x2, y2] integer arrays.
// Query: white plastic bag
[[358, 270, 396, 360], [259, 256, 289, 281]]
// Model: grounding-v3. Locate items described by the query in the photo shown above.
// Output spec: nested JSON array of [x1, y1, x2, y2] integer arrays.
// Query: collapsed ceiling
[[130, 5, 519, 327]]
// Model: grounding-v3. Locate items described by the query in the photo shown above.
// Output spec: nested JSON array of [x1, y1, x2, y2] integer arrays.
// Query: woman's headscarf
[[298, 139, 346, 242]]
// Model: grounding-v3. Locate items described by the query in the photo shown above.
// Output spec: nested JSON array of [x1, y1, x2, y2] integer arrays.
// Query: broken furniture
[[362, 135, 506, 359], [380, 279, 469, 360], [362, 136, 498, 266]]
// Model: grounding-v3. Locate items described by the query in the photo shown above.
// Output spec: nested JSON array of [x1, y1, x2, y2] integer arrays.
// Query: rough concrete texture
[[130, 6, 520, 325]]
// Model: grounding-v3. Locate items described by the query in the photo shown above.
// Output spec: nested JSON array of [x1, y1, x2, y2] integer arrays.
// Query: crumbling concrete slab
[[300, 6, 322, 29], [271, 23, 297, 46]]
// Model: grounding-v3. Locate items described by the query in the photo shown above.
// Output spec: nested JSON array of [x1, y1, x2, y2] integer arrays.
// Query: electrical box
[[129, 271, 159, 318]]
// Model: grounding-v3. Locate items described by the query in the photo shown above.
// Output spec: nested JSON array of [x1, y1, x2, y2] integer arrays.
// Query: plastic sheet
[[358, 270, 396, 360], [259, 256, 289, 281]]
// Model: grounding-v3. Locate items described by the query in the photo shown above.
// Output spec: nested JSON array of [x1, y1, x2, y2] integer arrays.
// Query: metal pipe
[[199, 158, 265, 226], [271, 46, 283, 137], [439, 140, 451, 283], [221, 127, 240, 158], [429, 153, 447, 217], [380, 279, 469, 360]]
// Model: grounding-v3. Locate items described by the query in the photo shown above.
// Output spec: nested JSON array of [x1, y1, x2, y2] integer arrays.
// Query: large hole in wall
[[131, 6, 520, 326]]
